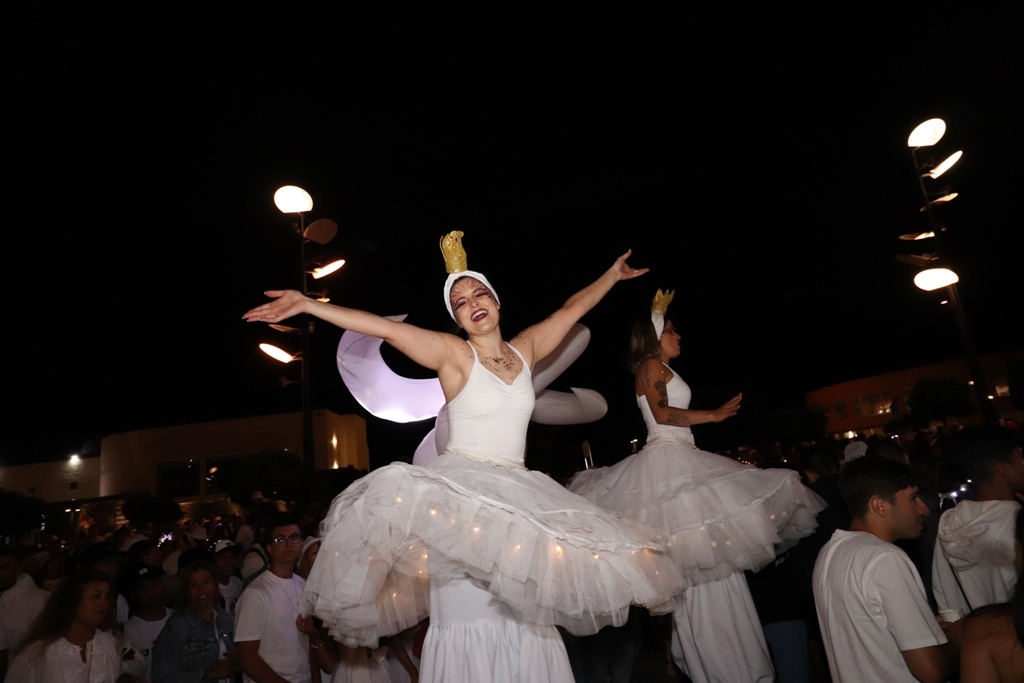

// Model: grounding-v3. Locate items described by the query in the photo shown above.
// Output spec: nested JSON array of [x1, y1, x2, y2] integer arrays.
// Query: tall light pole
[[900, 119, 996, 421], [264, 186, 344, 492]]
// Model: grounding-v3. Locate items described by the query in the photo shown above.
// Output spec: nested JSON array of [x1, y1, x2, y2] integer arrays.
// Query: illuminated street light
[[260, 186, 345, 494], [273, 185, 313, 213], [907, 118, 946, 148], [928, 192, 958, 206], [898, 118, 995, 420], [259, 343, 299, 364], [923, 150, 963, 179], [310, 259, 346, 279], [913, 267, 959, 291]]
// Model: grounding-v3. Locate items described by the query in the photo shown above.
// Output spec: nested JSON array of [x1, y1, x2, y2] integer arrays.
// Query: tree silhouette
[[121, 494, 183, 533], [0, 488, 45, 540], [229, 449, 304, 504], [906, 377, 976, 425]]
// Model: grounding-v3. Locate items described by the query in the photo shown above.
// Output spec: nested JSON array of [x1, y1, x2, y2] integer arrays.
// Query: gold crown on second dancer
[[440, 230, 468, 274], [651, 288, 675, 314]]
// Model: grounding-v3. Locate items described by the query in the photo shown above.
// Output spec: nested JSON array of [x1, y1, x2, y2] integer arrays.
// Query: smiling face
[[659, 320, 681, 360], [75, 581, 112, 630], [449, 277, 500, 332], [184, 568, 218, 615], [213, 550, 239, 580]]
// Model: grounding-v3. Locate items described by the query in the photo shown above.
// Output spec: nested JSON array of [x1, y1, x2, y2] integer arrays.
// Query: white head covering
[[440, 232, 500, 320]]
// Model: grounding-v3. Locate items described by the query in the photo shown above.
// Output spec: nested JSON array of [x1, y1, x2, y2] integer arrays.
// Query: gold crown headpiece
[[440, 231, 500, 320], [651, 289, 675, 314], [440, 230, 468, 275], [650, 288, 674, 339]]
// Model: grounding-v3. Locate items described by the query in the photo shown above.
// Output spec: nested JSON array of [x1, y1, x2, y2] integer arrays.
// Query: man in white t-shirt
[[235, 516, 313, 683], [813, 456, 961, 683]]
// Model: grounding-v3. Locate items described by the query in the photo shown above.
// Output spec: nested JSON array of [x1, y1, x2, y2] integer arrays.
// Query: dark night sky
[[4, 6, 1022, 467]]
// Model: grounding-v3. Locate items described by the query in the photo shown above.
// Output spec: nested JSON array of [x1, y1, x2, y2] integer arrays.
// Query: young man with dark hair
[[236, 515, 323, 683], [813, 456, 959, 683], [932, 423, 1024, 615]]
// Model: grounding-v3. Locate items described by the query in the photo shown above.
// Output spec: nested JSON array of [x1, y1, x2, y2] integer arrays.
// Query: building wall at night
[[805, 350, 1022, 438], [0, 456, 101, 503], [99, 410, 368, 499], [0, 410, 368, 505]]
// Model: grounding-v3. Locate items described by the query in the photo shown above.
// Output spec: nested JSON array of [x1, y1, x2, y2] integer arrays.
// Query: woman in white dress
[[568, 290, 827, 683], [7, 570, 145, 683], [243, 232, 684, 683]]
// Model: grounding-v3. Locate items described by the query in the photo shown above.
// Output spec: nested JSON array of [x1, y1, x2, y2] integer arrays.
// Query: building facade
[[805, 350, 1022, 438]]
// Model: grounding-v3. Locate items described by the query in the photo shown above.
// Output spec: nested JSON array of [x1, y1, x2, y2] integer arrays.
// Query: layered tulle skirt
[[303, 452, 684, 648], [568, 434, 827, 587]]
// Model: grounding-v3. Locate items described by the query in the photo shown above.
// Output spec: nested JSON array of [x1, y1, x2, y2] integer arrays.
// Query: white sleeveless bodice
[[445, 342, 535, 465], [638, 364, 696, 447]]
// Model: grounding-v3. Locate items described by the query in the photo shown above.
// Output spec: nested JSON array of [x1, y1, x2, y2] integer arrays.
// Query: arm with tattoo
[[637, 358, 741, 427]]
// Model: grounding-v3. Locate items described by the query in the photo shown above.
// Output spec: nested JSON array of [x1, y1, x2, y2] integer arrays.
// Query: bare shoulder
[[961, 609, 1024, 682], [963, 610, 1015, 643], [442, 334, 475, 366], [636, 357, 669, 379], [635, 357, 668, 390]]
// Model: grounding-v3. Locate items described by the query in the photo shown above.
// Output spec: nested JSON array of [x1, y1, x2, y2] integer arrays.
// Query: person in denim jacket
[[153, 560, 238, 683]]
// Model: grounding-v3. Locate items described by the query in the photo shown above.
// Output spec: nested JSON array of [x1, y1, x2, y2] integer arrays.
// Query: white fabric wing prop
[[336, 320, 608, 466]]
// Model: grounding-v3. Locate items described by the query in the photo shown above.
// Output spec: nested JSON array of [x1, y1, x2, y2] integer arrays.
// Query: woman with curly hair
[[7, 570, 144, 683]]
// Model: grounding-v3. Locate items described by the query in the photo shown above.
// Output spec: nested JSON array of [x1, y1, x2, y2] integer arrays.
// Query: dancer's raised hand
[[609, 249, 649, 281], [243, 289, 311, 323], [712, 393, 743, 422]]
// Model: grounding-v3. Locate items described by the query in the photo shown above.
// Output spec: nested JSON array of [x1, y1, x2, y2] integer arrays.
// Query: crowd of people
[[2, 232, 1021, 683], [0, 506, 425, 683], [1, 425, 1022, 683]]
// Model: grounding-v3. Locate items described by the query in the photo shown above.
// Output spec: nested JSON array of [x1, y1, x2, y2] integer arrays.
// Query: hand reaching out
[[609, 250, 649, 282], [243, 290, 311, 323], [712, 394, 742, 422]]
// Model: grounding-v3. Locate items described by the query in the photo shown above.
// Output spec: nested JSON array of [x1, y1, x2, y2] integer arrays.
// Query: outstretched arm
[[243, 290, 462, 375], [636, 359, 741, 427], [511, 250, 647, 366]]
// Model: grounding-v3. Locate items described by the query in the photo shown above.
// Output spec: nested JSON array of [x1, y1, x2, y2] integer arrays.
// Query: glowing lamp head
[[274, 186, 313, 213], [914, 267, 959, 291], [908, 118, 946, 148], [310, 259, 346, 279], [924, 150, 963, 179], [259, 343, 298, 363]]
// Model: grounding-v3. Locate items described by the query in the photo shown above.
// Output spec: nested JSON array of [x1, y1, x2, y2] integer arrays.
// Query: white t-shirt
[[0, 573, 49, 657], [124, 607, 174, 682], [813, 530, 946, 683], [219, 575, 243, 615], [234, 570, 310, 683]]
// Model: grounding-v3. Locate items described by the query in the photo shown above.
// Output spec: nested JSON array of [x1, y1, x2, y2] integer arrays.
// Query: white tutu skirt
[[304, 452, 684, 648], [568, 436, 827, 586]]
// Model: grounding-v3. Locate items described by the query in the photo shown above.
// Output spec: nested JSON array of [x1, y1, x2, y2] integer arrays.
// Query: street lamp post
[[265, 186, 344, 492], [901, 119, 996, 421]]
